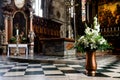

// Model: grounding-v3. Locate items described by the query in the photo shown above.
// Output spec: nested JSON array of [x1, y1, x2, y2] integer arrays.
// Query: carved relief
[[50, 0, 65, 22]]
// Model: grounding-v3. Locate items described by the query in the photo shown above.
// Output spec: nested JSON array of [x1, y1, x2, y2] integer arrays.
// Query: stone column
[[4, 15, 8, 44], [0, 30, 2, 45], [29, 43, 34, 57], [9, 16, 13, 39], [2, 15, 9, 54], [29, 11, 34, 57], [30, 11, 33, 32]]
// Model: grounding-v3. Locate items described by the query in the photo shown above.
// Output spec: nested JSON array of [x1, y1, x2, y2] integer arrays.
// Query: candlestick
[[16, 29, 19, 35], [15, 29, 19, 56]]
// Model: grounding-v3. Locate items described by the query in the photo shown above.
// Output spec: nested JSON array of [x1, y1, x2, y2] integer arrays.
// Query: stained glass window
[[82, 0, 86, 21], [32, 0, 43, 17]]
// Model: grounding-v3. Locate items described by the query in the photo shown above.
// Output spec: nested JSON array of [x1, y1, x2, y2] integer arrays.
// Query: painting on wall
[[13, 12, 26, 37], [98, 0, 120, 28]]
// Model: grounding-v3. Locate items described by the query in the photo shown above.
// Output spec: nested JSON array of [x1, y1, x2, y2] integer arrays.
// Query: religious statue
[[28, 31, 35, 43], [19, 31, 24, 39], [60, 24, 66, 38], [68, 24, 73, 39]]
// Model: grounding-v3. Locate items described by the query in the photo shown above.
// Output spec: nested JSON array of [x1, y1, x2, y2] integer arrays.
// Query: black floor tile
[[25, 71, 44, 75], [97, 69, 114, 72], [62, 70, 80, 73], [45, 74, 65, 76], [9, 69, 26, 72], [27, 66, 41, 68], [95, 73, 110, 77]]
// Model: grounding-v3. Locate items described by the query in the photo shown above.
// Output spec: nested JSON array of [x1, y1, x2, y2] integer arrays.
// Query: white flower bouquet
[[75, 16, 111, 53]]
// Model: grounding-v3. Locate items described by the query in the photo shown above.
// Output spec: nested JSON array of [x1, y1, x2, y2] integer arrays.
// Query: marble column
[[29, 43, 34, 57], [4, 15, 8, 44], [29, 11, 34, 57], [2, 14, 9, 54], [30, 11, 33, 32]]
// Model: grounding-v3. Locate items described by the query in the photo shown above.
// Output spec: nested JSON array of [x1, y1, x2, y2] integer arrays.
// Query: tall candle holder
[[14, 30, 19, 56]]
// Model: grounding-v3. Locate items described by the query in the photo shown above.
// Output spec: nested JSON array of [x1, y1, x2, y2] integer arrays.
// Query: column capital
[[30, 11, 33, 18], [3, 14, 9, 18]]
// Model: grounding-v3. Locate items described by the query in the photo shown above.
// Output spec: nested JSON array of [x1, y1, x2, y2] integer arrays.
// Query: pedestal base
[[29, 43, 34, 57], [2, 44, 7, 54], [86, 70, 96, 76]]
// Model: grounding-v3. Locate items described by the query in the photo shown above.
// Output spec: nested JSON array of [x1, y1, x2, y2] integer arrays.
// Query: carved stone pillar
[[29, 43, 34, 57], [2, 14, 9, 54], [4, 15, 8, 44], [8, 16, 13, 40], [30, 11, 33, 32], [29, 11, 34, 57]]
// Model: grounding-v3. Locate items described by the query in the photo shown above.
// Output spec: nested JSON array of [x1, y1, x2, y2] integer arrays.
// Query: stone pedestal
[[29, 43, 34, 57], [2, 44, 7, 54]]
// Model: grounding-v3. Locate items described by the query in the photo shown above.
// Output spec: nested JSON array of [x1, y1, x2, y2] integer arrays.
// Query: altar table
[[7, 44, 28, 57]]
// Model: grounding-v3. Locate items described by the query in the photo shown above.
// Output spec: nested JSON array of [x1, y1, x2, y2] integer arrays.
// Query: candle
[[16, 29, 19, 35]]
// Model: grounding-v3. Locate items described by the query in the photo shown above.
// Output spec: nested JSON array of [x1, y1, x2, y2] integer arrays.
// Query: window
[[32, 0, 43, 17], [70, 0, 74, 18], [82, 0, 86, 21]]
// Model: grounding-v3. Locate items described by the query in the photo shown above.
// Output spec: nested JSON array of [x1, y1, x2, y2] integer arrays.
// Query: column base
[[29, 43, 34, 57]]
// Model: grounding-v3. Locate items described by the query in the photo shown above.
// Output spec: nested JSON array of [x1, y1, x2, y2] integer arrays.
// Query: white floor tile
[[102, 72, 120, 78], [26, 68, 43, 71], [0, 69, 10, 72], [12, 66, 27, 69], [28, 64, 41, 66], [44, 70, 63, 74], [58, 67, 74, 70], [3, 72, 25, 76], [42, 65, 56, 68], [68, 65, 83, 67], [107, 68, 120, 72]]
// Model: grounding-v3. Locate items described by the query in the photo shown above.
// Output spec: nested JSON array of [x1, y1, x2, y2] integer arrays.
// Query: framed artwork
[[98, 0, 120, 27], [13, 12, 26, 37]]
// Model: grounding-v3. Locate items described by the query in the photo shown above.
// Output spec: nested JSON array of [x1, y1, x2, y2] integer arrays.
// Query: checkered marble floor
[[0, 60, 119, 79]]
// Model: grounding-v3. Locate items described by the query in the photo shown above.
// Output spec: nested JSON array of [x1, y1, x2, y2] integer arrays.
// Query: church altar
[[39, 38, 75, 57], [7, 44, 28, 57]]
